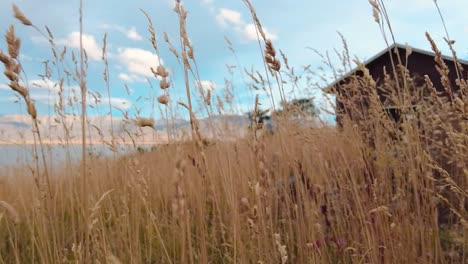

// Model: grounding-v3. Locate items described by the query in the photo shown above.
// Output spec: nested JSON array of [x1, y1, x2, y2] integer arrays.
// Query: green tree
[[247, 108, 270, 129], [277, 97, 319, 119], [247, 108, 270, 122]]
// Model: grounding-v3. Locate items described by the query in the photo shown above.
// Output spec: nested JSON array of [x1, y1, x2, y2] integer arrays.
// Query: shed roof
[[325, 43, 468, 92]]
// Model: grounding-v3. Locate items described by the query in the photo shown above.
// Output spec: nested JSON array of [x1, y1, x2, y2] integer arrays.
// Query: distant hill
[[0, 113, 250, 144], [0, 121, 31, 129]]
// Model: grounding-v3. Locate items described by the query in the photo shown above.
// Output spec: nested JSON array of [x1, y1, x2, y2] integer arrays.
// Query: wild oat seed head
[[241, 197, 250, 208], [177, 101, 189, 110], [157, 94, 169, 105], [405, 44, 412, 57], [0, 51, 11, 65], [101, 34, 107, 59], [12, 62, 21, 74], [156, 65, 169, 78], [6, 25, 21, 59], [217, 95, 224, 110], [182, 53, 191, 69], [135, 117, 155, 128], [264, 54, 274, 65], [4, 70, 18, 82], [369, 0, 379, 10], [188, 47, 194, 59], [274, 233, 288, 264], [265, 39, 276, 57], [8, 82, 27, 97], [27, 101, 37, 119], [13, 4, 33, 26], [180, 8, 188, 20], [141, 9, 159, 52], [169, 46, 179, 58], [371, 5, 380, 24], [174, 2, 181, 14], [160, 78, 171, 89], [205, 89, 211, 105], [272, 59, 281, 71]]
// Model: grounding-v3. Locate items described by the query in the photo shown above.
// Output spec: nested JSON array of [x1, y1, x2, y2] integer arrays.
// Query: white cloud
[[30, 35, 47, 44], [201, 0, 216, 13], [57, 32, 102, 61], [30, 79, 61, 92], [19, 54, 33, 62], [217, 8, 243, 27], [387, 0, 468, 10], [119, 73, 133, 82], [30, 94, 58, 105], [118, 73, 145, 83], [16, 78, 82, 106], [117, 48, 162, 77], [101, 97, 132, 110], [4, 79, 65, 93], [99, 24, 143, 41], [126, 27, 143, 41], [215, 8, 278, 42], [196, 80, 216, 92], [28, 86, 131, 110], [243, 23, 278, 41], [98, 23, 114, 30], [0, 79, 78, 106], [81, 92, 132, 111]]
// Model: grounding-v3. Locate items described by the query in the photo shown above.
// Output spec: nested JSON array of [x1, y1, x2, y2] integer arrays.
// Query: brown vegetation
[[0, 1, 466, 263]]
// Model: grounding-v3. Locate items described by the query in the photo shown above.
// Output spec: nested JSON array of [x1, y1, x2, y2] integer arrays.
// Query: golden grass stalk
[[274, 233, 288, 264], [0, 25, 51, 195], [141, 9, 159, 54], [106, 254, 122, 264], [0, 201, 20, 224], [0, 1, 466, 263]]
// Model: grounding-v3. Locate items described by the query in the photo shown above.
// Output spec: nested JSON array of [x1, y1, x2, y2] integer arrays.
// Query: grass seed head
[[26, 101, 37, 119], [205, 89, 211, 106], [0, 51, 11, 65], [13, 4, 33, 26], [157, 94, 169, 105], [156, 65, 169, 78], [8, 82, 28, 98], [135, 117, 155, 128], [6, 25, 21, 59], [4, 69, 18, 82], [160, 78, 171, 89]]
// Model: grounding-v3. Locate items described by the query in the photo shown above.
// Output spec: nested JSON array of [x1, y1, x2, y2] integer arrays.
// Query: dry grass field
[[0, 0, 466, 263]]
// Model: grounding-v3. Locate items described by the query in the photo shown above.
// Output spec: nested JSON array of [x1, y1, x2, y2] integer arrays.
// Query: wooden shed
[[326, 43, 468, 126]]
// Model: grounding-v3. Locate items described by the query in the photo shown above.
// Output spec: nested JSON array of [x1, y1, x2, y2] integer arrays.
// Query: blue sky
[[0, 0, 467, 121]]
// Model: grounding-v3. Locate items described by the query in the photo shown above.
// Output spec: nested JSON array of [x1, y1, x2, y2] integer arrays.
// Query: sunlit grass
[[0, 1, 466, 263]]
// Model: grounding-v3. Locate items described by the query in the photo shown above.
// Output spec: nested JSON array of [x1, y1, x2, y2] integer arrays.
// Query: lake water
[[0, 144, 153, 168]]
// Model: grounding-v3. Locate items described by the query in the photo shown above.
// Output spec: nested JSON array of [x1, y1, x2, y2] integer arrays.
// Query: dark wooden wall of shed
[[334, 46, 466, 127], [366, 47, 464, 94]]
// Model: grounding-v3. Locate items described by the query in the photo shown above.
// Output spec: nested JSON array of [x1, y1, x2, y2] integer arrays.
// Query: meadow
[[0, 0, 466, 263]]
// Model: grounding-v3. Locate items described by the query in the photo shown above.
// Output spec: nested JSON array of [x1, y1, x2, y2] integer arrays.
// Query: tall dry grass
[[0, 0, 466, 263]]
